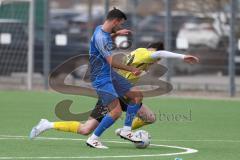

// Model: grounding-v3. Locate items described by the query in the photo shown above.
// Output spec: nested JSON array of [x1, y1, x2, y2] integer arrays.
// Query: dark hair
[[106, 7, 127, 21], [147, 41, 164, 50]]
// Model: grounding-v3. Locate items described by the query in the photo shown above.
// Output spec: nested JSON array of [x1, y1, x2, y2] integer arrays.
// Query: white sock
[[89, 134, 99, 140], [47, 122, 54, 129], [123, 126, 131, 131]]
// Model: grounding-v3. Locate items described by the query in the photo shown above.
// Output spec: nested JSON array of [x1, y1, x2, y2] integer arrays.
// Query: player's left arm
[[151, 51, 199, 64], [95, 35, 141, 76]]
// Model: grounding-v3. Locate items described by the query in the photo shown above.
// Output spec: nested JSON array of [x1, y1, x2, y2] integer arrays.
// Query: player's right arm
[[111, 29, 132, 40], [105, 56, 141, 76]]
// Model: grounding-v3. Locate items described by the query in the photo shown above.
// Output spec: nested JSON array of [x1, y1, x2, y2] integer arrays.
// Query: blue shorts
[[92, 72, 132, 106]]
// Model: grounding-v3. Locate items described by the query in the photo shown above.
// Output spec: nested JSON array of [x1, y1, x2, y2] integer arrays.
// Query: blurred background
[[0, 0, 240, 98]]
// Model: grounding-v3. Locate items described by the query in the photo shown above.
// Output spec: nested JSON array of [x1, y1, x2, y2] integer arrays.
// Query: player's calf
[[78, 125, 93, 135], [77, 118, 99, 135], [108, 100, 123, 120]]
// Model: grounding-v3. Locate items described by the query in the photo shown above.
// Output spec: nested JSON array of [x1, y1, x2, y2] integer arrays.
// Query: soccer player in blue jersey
[[86, 8, 144, 148]]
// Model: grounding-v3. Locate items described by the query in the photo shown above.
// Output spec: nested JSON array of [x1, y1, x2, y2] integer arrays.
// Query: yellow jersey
[[118, 48, 161, 84]]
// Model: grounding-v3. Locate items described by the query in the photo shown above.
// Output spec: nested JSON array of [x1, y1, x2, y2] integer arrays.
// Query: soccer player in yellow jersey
[[30, 41, 199, 139]]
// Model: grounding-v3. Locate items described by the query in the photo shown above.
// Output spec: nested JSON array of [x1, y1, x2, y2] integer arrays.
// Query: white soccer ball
[[134, 130, 151, 149]]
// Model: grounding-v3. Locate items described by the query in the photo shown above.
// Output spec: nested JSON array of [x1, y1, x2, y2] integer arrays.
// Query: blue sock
[[124, 103, 141, 127], [94, 114, 115, 137]]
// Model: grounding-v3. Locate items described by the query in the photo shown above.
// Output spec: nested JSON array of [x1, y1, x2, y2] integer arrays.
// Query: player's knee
[[148, 114, 156, 124], [133, 92, 143, 104], [142, 113, 156, 124], [112, 109, 122, 119]]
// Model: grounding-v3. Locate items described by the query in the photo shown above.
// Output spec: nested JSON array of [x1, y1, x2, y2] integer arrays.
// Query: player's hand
[[131, 67, 142, 76], [184, 55, 199, 64], [116, 29, 132, 36]]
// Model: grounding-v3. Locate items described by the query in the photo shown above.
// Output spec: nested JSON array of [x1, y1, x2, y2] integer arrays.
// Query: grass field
[[0, 91, 240, 160]]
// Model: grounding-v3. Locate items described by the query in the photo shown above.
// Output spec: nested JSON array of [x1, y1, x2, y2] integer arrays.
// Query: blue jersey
[[89, 25, 114, 86], [89, 25, 133, 106]]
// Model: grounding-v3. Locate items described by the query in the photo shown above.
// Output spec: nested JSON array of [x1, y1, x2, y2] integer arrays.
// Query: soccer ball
[[134, 130, 151, 149]]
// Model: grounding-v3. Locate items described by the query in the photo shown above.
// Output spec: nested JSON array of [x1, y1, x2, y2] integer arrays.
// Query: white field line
[[0, 134, 239, 143], [151, 139, 240, 143], [0, 134, 198, 159]]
